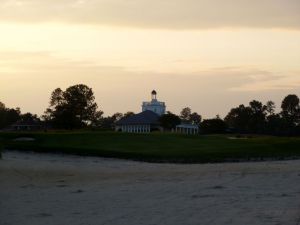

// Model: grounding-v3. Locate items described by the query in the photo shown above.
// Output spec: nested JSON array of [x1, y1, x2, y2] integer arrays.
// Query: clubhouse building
[[115, 90, 199, 134], [115, 90, 165, 133]]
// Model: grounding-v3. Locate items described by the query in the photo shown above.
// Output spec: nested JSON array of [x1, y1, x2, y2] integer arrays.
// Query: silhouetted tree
[[112, 112, 124, 121], [90, 111, 104, 127], [0, 102, 5, 110], [278, 94, 300, 135], [201, 117, 227, 134], [44, 84, 103, 129], [180, 107, 202, 126], [97, 112, 137, 130], [225, 104, 252, 133], [265, 114, 287, 135], [225, 100, 270, 133], [0, 102, 6, 127], [180, 107, 192, 121], [190, 112, 202, 125], [98, 116, 115, 129], [281, 94, 300, 126], [265, 101, 276, 116], [50, 88, 64, 107], [248, 100, 267, 133], [20, 113, 40, 122], [123, 111, 135, 118], [0, 101, 21, 129], [159, 111, 181, 130], [281, 95, 299, 117]]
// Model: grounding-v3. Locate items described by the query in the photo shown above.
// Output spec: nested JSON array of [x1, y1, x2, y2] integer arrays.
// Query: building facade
[[115, 110, 161, 133], [115, 90, 165, 133], [175, 124, 199, 135], [142, 90, 166, 116]]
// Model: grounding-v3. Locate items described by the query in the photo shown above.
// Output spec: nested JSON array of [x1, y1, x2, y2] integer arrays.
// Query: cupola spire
[[151, 90, 157, 100]]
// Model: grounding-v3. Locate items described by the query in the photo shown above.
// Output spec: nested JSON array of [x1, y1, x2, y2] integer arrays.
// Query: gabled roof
[[176, 124, 199, 129], [116, 110, 160, 125]]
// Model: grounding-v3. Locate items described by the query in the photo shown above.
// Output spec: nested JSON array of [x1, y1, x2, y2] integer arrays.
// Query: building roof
[[116, 110, 160, 125], [176, 124, 199, 129]]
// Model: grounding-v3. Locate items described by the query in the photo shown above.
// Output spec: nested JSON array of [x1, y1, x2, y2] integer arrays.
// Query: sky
[[0, 0, 300, 118]]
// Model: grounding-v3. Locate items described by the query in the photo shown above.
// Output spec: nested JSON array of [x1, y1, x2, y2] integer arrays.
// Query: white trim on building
[[176, 124, 199, 135], [116, 124, 151, 133]]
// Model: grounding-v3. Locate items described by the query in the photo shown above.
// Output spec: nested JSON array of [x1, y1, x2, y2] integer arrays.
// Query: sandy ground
[[0, 150, 300, 225]]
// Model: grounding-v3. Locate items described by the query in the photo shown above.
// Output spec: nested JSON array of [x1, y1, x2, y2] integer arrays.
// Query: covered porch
[[175, 124, 199, 135]]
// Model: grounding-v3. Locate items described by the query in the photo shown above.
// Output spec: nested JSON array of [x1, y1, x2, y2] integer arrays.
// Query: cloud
[[0, 0, 300, 29], [215, 67, 300, 91], [230, 74, 300, 91]]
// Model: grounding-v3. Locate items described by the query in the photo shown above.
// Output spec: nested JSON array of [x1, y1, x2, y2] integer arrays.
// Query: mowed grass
[[1, 131, 300, 163]]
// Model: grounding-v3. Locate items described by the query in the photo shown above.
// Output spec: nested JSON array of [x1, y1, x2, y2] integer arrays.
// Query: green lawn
[[1, 131, 300, 163]]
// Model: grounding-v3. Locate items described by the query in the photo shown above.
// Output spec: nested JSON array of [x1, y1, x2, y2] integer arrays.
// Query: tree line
[[1, 84, 300, 135], [0, 102, 39, 129]]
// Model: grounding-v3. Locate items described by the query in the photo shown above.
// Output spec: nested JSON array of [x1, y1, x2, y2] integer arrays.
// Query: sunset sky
[[0, 0, 300, 118]]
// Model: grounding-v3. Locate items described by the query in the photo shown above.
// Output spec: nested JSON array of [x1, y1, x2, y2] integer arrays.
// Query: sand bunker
[[13, 137, 36, 141], [0, 150, 299, 225]]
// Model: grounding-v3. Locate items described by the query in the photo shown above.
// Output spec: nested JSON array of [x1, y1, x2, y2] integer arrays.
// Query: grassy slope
[[1, 131, 300, 163]]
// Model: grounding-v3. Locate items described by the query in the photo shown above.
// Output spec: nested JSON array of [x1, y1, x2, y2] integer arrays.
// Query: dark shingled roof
[[116, 110, 160, 125]]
